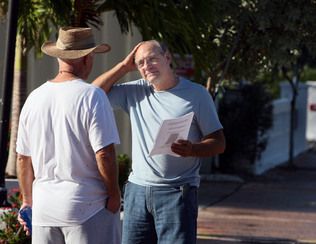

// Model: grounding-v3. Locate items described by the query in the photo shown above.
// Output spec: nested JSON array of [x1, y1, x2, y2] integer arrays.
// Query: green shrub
[[218, 83, 273, 174], [117, 154, 131, 191]]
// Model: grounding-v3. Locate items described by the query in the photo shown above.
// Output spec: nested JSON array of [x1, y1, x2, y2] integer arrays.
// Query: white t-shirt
[[16, 79, 120, 226]]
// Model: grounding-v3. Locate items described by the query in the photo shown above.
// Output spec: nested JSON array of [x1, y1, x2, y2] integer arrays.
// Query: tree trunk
[[5, 35, 27, 177], [287, 75, 299, 169], [288, 92, 296, 167]]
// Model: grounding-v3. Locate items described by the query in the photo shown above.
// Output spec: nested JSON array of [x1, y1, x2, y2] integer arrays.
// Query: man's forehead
[[135, 44, 161, 59]]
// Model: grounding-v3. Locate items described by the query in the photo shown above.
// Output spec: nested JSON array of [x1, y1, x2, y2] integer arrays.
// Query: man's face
[[134, 43, 171, 85]]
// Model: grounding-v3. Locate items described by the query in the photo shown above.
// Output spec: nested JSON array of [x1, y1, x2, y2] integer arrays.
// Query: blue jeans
[[122, 182, 198, 244]]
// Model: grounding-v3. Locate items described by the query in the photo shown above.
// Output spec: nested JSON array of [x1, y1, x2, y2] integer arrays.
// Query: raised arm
[[93, 43, 142, 93]]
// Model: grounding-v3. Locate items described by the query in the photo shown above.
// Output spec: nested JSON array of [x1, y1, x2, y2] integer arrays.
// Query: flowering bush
[[0, 188, 31, 244]]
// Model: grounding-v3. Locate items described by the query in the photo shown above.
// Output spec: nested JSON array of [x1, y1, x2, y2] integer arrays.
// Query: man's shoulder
[[119, 78, 146, 86], [80, 84, 108, 104], [26, 81, 50, 99], [180, 77, 207, 92], [75, 80, 104, 95], [112, 79, 149, 93]]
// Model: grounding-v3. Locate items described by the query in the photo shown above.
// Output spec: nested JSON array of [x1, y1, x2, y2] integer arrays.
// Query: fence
[[307, 81, 316, 141], [245, 82, 307, 175]]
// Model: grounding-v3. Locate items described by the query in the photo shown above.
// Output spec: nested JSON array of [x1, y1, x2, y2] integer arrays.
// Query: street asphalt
[[197, 146, 316, 244]]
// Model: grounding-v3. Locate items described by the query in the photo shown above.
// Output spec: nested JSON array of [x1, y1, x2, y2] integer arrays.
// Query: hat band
[[56, 37, 96, 50]]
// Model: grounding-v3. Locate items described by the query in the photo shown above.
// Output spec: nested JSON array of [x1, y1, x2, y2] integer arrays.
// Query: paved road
[[197, 149, 316, 244]]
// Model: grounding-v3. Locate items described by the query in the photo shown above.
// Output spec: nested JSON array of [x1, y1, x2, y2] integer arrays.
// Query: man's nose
[[143, 59, 153, 68]]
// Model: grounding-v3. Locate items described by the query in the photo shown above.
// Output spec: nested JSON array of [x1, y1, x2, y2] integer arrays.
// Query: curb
[[200, 174, 244, 183]]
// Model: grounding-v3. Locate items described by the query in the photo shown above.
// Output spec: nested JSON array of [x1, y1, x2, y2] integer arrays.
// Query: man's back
[[17, 79, 119, 226]]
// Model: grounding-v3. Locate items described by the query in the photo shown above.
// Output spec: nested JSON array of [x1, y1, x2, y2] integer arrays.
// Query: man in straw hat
[[16, 27, 121, 243]]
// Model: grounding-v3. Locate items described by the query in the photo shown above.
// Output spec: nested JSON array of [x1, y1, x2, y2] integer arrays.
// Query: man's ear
[[81, 55, 86, 66], [83, 55, 89, 65], [83, 53, 93, 64], [165, 51, 172, 65]]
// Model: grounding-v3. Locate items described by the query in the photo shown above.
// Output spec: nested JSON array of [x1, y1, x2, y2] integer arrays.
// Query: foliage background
[[1, 0, 316, 175]]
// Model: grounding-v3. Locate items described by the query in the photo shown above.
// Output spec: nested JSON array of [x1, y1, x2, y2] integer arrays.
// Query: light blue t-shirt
[[108, 77, 222, 187]]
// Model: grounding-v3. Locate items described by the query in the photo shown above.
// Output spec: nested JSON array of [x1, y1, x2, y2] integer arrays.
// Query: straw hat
[[41, 27, 111, 59]]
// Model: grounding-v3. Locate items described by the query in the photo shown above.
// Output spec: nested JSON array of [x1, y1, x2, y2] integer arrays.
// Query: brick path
[[197, 149, 316, 244]]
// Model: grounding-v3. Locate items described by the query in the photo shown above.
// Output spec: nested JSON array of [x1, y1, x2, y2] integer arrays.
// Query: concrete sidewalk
[[197, 147, 316, 244]]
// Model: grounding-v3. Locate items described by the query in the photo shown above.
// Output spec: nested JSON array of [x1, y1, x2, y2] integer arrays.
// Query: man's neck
[[153, 74, 179, 91], [51, 70, 80, 82], [51, 70, 84, 83]]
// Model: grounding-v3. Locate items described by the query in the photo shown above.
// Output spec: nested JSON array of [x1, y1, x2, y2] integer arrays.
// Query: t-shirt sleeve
[[107, 80, 143, 113], [16, 101, 31, 156], [88, 88, 120, 153], [107, 84, 129, 112], [197, 88, 223, 136]]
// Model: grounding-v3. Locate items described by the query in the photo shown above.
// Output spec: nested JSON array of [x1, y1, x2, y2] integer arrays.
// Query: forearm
[[93, 62, 130, 93], [171, 129, 225, 157], [95, 144, 120, 196], [192, 132, 226, 157], [17, 154, 34, 206]]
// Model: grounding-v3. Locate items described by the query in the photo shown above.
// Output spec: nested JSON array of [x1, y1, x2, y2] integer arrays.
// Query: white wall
[[253, 82, 308, 174], [306, 81, 316, 141]]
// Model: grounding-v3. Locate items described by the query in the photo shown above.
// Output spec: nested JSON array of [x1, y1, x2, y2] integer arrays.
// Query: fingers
[[18, 215, 30, 236], [127, 42, 143, 61], [131, 42, 143, 53], [106, 195, 121, 213], [123, 42, 144, 71], [18, 204, 32, 235], [171, 140, 193, 157], [24, 226, 31, 236]]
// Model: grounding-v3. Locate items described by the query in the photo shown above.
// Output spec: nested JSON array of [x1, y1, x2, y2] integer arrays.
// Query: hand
[[18, 203, 32, 236], [121, 42, 143, 72], [106, 190, 121, 213], [171, 139, 194, 157]]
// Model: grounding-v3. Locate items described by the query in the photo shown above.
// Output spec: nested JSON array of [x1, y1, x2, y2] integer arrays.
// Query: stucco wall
[[254, 82, 308, 174]]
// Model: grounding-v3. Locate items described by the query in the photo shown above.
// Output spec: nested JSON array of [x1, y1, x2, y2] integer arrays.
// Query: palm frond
[[72, 0, 103, 28], [0, 0, 8, 21]]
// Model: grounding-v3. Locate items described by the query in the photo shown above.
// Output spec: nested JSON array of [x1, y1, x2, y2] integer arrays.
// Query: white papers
[[149, 112, 194, 157]]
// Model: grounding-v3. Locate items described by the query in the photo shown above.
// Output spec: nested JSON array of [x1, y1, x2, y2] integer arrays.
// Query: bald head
[[135, 40, 167, 57], [133, 40, 176, 90]]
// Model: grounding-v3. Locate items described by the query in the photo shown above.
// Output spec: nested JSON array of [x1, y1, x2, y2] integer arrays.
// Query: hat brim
[[41, 41, 111, 59]]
